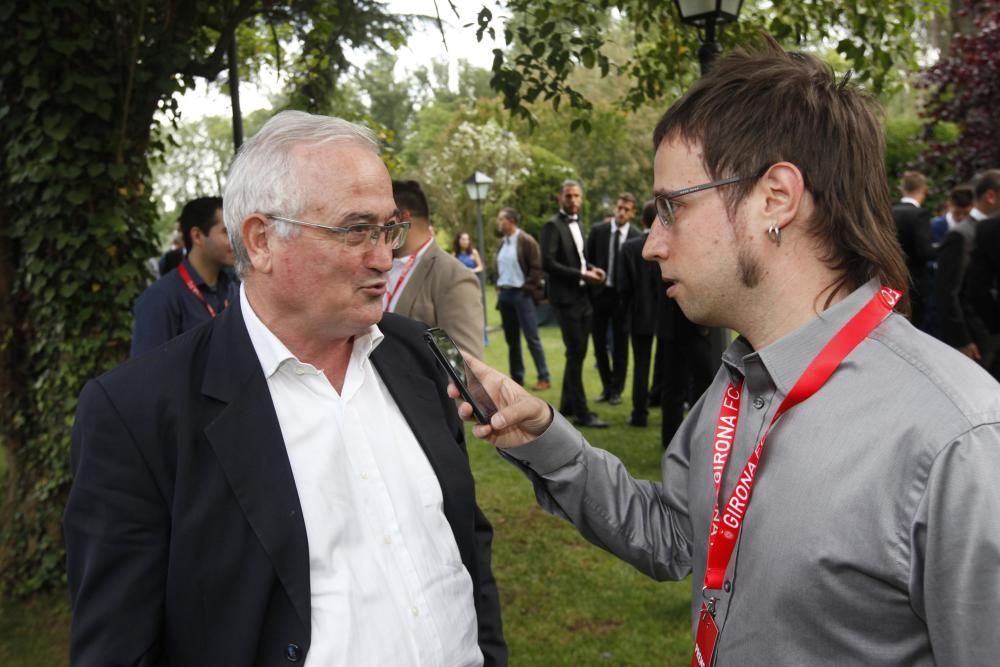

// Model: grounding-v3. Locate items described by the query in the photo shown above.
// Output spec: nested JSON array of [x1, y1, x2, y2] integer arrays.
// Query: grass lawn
[[0, 286, 693, 666]]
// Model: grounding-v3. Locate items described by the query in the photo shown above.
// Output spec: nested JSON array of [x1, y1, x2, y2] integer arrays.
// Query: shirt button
[[285, 643, 302, 662], [411, 606, 419, 617], [384, 535, 392, 545], [360, 471, 368, 480], [294, 368, 305, 376], [752, 397, 765, 409]]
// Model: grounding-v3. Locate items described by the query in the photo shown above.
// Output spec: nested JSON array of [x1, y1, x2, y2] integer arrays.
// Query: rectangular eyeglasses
[[654, 175, 752, 227], [266, 214, 410, 250]]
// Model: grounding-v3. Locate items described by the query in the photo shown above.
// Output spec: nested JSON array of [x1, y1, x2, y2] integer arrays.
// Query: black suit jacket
[[585, 220, 641, 299], [966, 215, 1000, 337], [64, 301, 507, 666], [540, 211, 589, 307], [618, 232, 661, 336], [934, 219, 978, 347], [892, 201, 934, 292]]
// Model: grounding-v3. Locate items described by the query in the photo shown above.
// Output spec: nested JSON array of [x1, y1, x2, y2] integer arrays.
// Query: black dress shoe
[[574, 415, 609, 428], [608, 393, 623, 405], [626, 416, 647, 427], [595, 391, 609, 403]]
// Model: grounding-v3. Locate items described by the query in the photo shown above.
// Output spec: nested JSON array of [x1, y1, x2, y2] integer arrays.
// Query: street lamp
[[463, 170, 493, 343], [674, 0, 744, 75]]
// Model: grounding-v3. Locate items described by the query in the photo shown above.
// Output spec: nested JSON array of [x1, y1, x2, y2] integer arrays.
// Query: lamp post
[[463, 170, 493, 343], [673, 0, 744, 75]]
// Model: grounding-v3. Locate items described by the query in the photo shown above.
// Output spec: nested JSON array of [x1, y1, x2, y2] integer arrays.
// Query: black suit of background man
[[586, 194, 641, 405], [965, 214, 1000, 380], [891, 171, 934, 329], [540, 181, 608, 428], [962, 170, 1000, 380], [618, 221, 659, 427], [656, 289, 714, 447]]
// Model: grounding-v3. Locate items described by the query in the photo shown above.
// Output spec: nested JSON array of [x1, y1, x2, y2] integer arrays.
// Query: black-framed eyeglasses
[[653, 175, 752, 228], [265, 214, 410, 250]]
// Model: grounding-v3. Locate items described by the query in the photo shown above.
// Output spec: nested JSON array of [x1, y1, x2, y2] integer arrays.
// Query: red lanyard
[[692, 286, 902, 666], [177, 263, 227, 318], [386, 238, 432, 309]]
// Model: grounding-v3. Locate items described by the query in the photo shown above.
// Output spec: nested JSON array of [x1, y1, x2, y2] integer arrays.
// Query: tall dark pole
[[474, 197, 488, 343], [228, 33, 244, 152], [697, 17, 722, 75]]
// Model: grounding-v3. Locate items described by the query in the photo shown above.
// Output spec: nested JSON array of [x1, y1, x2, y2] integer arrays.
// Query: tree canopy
[[0, 0, 409, 595], [479, 0, 944, 127], [919, 0, 1000, 182]]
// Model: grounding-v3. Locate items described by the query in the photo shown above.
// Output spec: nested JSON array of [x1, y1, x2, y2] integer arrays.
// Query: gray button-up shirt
[[504, 280, 1000, 666]]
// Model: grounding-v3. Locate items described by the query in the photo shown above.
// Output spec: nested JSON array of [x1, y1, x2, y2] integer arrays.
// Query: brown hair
[[498, 207, 520, 225], [617, 192, 637, 206], [900, 171, 927, 195], [652, 34, 908, 311], [950, 184, 974, 208]]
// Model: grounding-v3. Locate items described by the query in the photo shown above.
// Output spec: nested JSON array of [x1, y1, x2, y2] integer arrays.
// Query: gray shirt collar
[[721, 279, 881, 397]]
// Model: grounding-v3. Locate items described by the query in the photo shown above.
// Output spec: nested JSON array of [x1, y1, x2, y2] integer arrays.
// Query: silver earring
[[767, 223, 781, 245]]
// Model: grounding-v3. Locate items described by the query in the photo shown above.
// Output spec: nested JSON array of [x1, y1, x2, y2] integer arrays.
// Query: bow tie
[[567, 215, 578, 223]]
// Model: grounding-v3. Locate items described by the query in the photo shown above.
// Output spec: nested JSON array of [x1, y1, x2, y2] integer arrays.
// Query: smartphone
[[424, 327, 498, 425]]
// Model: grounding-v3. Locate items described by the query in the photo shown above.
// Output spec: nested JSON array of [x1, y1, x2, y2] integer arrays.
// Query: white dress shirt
[[562, 210, 587, 284], [241, 284, 482, 667], [605, 220, 629, 288]]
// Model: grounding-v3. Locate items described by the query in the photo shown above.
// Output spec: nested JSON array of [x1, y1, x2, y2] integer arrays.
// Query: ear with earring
[[767, 223, 782, 245]]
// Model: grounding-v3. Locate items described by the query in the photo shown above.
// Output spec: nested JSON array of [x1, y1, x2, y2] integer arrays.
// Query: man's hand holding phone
[[425, 327, 552, 448], [445, 355, 553, 449]]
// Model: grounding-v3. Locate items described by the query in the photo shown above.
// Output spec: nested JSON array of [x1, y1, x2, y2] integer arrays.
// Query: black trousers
[[551, 299, 593, 421], [629, 332, 654, 423], [660, 330, 715, 448], [592, 291, 629, 396]]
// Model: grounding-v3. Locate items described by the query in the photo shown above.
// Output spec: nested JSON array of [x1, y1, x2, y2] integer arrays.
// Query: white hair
[[223, 110, 380, 277]]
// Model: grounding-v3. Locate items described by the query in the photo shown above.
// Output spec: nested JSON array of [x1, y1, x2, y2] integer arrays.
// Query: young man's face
[[559, 184, 583, 216], [643, 138, 760, 328], [195, 209, 235, 268], [615, 199, 636, 224]]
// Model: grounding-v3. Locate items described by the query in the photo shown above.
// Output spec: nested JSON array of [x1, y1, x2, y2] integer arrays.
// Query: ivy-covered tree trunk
[[0, 1, 188, 595]]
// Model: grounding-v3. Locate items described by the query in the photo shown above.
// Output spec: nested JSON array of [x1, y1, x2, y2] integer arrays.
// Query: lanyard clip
[[701, 587, 722, 616]]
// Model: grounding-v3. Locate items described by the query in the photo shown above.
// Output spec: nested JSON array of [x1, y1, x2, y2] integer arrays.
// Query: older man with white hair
[[65, 110, 507, 667]]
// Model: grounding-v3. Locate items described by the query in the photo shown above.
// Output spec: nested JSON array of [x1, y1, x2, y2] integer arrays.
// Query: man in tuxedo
[[892, 170, 934, 329], [65, 111, 507, 666], [540, 179, 608, 428], [586, 192, 640, 405], [386, 179, 484, 358], [964, 169, 1000, 379]]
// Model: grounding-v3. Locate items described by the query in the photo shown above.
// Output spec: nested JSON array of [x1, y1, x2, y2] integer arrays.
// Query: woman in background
[[453, 231, 484, 275]]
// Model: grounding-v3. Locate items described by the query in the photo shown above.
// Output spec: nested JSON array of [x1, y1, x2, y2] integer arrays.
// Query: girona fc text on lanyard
[[691, 286, 902, 667]]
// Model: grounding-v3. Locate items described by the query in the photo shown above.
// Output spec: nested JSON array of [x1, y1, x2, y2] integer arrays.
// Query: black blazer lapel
[[200, 301, 312, 636]]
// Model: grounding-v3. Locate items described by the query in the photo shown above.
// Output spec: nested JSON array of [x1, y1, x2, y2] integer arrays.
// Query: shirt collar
[[971, 207, 989, 221], [240, 282, 384, 379], [900, 197, 921, 207], [181, 257, 207, 287], [720, 279, 884, 397], [560, 209, 579, 222], [506, 229, 521, 244]]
